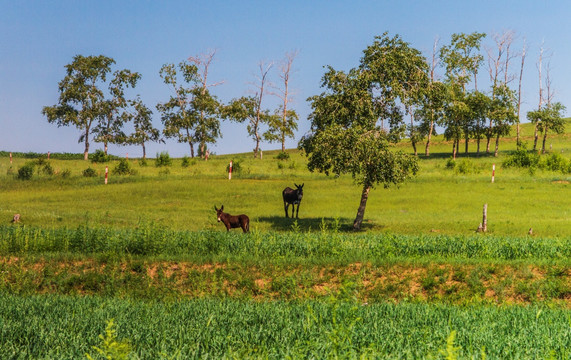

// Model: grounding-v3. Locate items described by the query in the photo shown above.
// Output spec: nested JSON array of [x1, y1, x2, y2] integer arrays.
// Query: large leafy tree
[[440, 32, 486, 157], [42, 55, 135, 160], [125, 97, 162, 159], [301, 34, 420, 231], [157, 60, 222, 158], [94, 69, 141, 155], [527, 102, 566, 154], [360, 32, 429, 142]]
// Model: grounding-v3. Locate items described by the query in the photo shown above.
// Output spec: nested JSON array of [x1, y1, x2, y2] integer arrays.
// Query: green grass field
[[0, 123, 570, 358]]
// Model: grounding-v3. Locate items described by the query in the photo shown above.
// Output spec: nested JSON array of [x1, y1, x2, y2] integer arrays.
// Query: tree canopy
[[301, 33, 420, 230]]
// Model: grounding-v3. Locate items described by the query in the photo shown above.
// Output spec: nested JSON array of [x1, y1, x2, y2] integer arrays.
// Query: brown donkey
[[214, 205, 249, 233]]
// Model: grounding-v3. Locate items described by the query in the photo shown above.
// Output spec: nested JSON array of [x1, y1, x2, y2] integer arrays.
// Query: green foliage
[[91, 149, 110, 163], [85, 319, 132, 360], [542, 153, 570, 173], [82, 168, 98, 177], [17, 163, 35, 180], [454, 159, 478, 175], [61, 169, 71, 178], [275, 151, 290, 160], [226, 160, 241, 174], [445, 157, 456, 169], [138, 158, 148, 167], [112, 159, 136, 176], [181, 155, 191, 167], [155, 151, 172, 167], [41, 162, 54, 176], [503, 147, 540, 168]]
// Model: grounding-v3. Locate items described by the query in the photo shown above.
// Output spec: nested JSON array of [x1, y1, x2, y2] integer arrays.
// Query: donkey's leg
[[295, 203, 300, 219], [284, 201, 289, 218]]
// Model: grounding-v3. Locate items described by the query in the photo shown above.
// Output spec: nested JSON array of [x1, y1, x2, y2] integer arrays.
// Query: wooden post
[[9, 152, 12, 164], [228, 161, 232, 180], [491, 164, 495, 183], [47, 151, 50, 160], [482, 203, 488, 232], [105, 166, 108, 185]]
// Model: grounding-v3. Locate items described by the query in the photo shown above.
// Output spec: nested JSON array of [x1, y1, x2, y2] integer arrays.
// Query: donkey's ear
[[301, 183, 304, 188], [214, 205, 218, 211], [294, 183, 298, 188], [220, 205, 224, 211]]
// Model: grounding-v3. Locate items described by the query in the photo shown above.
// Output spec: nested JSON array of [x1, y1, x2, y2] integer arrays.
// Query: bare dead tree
[[251, 61, 273, 158], [188, 49, 225, 157], [533, 41, 546, 151], [425, 36, 439, 157], [272, 50, 299, 152], [516, 38, 526, 146]]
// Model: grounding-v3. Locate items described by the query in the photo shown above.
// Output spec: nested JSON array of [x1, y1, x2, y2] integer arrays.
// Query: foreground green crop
[[1, 294, 570, 359]]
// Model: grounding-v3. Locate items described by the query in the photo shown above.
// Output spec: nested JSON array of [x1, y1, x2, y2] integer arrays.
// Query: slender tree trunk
[[425, 112, 434, 156], [142, 142, 146, 159], [452, 139, 457, 160], [541, 127, 549, 153], [353, 184, 371, 231], [494, 133, 500, 157], [104, 142, 108, 156], [517, 40, 526, 147], [254, 133, 261, 158], [83, 128, 90, 161], [533, 125, 539, 151], [464, 130, 469, 154]]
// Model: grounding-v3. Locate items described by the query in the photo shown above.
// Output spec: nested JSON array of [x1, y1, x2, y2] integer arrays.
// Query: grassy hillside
[[1, 124, 570, 237]]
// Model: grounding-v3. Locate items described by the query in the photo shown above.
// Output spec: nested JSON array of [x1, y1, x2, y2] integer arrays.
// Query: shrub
[[17, 163, 35, 180], [155, 152, 172, 167], [60, 169, 71, 178], [503, 148, 540, 168], [36, 157, 47, 166], [275, 152, 290, 160], [542, 153, 570, 173], [41, 162, 54, 176], [226, 161, 241, 175], [113, 159, 136, 175], [6, 167, 14, 176], [91, 149, 110, 163], [138, 158, 148, 167], [82, 167, 98, 177], [445, 157, 456, 169], [181, 156, 191, 168], [455, 159, 478, 175]]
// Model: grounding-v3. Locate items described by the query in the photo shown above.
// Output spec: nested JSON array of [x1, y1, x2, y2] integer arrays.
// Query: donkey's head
[[214, 205, 224, 222], [294, 183, 304, 199]]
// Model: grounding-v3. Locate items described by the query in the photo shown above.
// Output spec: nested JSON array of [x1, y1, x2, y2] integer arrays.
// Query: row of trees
[[43, 51, 299, 160], [301, 31, 566, 230]]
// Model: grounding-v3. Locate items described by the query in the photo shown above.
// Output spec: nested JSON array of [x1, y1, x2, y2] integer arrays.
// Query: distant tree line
[[43, 51, 299, 160]]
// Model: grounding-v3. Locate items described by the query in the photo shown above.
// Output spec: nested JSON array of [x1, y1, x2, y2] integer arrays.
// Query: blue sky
[[0, 0, 568, 157]]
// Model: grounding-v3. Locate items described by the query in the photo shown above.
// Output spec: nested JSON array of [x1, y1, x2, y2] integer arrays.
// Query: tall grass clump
[[155, 152, 172, 167], [17, 162, 35, 180]]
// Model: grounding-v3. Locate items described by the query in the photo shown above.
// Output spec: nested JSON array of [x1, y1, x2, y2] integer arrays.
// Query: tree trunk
[[104, 142, 108, 156], [452, 140, 457, 160], [412, 140, 417, 156], [494, 133, 500, 157], [541, 127, 549, 153], [353, 184, 371, 231], [425, 117, 434, 156], [142, 142, 146, 160], [533, 124, 539, 151], [464, 130, 469, 154], [83, 128, 90, 161], [254, 133, 260, 158], [189, 141, 195, 158]]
